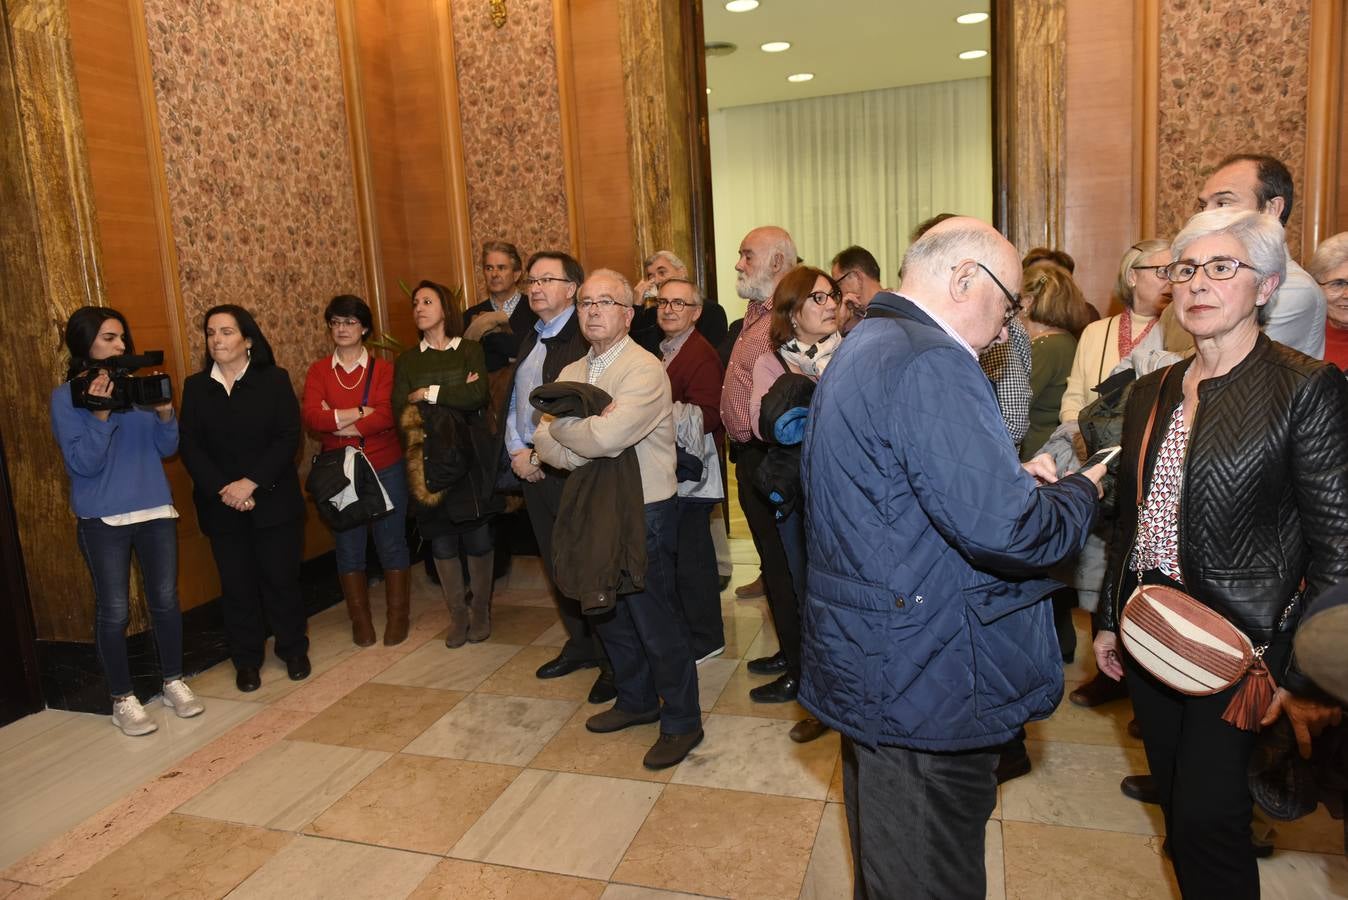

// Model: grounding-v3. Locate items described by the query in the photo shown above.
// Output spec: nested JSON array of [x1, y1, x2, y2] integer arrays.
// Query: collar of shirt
[[536, 304, 575, 339], [586, 336, 630, 384], [743, 297, 772, 325], [331, 347, 369, 373], [419, 336, 462, 352], [210, 359, 250, 391], [659, 326, 695, 366], [493, 292, 523, 318], [905, 296, 978, 359]]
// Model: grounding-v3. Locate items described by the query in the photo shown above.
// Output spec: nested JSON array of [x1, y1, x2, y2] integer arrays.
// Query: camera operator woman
[[301, 295, 410, 647], [179, 305, 309, 693], [51, 307, 205, 736]]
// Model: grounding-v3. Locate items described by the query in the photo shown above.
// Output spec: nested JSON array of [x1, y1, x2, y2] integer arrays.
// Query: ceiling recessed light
[[786, 72, 814, 83], [725, 0, 759, 11], [956, 12, 989, 25], [958, 49, 988, 60], [760, 41, 791, 53]]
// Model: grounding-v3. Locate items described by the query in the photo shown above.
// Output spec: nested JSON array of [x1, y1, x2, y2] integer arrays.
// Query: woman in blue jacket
[[51, 307, 205, 736]]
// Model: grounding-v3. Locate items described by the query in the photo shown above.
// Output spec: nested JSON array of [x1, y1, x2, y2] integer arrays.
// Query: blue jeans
[[333, 460, 411, 574], [76, 516, 184, 698], [594, 497, 701, 734]]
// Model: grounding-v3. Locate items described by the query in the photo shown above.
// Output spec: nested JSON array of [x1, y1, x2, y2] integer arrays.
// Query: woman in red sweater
[[301, 295, 410, 647]]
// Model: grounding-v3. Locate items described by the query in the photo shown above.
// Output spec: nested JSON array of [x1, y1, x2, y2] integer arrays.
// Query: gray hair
[[1172, 209, 1286, 325], [1116, 239, 1170, 308], [644, 250, 687, 273], [586, 268, 635, 307], [900, 224, 1007, 283], [659, 276, 702, 305], [1309, 232, 1348, 281]]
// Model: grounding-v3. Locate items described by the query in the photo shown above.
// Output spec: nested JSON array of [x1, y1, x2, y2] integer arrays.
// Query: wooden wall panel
[[1335, 3, 1348, 236]]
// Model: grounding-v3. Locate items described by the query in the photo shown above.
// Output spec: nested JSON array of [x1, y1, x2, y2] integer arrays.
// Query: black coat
[[179, 364, 305, 536], [495, 308, 590, 454], [464, 296, 539, 372]]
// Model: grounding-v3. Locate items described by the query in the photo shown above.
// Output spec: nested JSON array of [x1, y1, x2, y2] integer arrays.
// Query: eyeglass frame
[[525, 275, 573, 287], [1130, 264, 1170, 280], [972, 262, 1023, 326], [806, 290, 842, 306], [327, 317, 364, 329], [1164, 257, 1261, 284], [654, 298, 701, 310], [576, 297, 632, 312], [1317, 278, 1348, 297]]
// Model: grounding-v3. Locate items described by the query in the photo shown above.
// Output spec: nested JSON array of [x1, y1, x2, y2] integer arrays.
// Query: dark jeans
[[777, 507, 806, 603], [429, 520, 493, 559], [76, 516, 184, 697], [594, 497, 701, 734], [208, 520, 309, 669], [842, 736, 998, 900], [675, 498, 725, 657], [333, 460, 410, 574], [735, 444, 800, 677], [522, 471, 604, 665]]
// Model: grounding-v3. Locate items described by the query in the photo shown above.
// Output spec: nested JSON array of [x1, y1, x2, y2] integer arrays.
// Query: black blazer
[[179, 364, 305, 535], [465, 296, 539, 371]]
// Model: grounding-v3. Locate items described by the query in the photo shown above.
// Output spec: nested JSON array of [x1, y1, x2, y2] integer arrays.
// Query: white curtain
[[709, 77, 992, 320]]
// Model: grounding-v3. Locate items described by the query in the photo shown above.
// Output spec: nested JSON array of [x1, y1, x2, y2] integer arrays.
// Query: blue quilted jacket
[[799, 294, 1098, 751]]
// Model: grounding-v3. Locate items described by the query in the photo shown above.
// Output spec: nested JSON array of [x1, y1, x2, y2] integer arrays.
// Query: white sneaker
[[695, 646, 726, 665], [161, 679, 205, 718], [111, 695, 158, 736]]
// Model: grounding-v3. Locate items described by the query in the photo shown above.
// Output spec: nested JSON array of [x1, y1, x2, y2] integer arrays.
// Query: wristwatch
[[529, 449, 540, 468]]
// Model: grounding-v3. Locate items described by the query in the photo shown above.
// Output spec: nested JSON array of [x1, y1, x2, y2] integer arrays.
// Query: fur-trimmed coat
[[400, 401, 502, 537]]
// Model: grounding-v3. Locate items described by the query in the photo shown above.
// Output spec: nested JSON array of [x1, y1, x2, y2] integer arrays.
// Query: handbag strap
[[1134, 364, 1174, 506], [357, 358, 374, 449]]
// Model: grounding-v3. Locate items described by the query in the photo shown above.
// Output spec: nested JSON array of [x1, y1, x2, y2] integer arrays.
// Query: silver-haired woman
[[1308, 232, 1348, 370]]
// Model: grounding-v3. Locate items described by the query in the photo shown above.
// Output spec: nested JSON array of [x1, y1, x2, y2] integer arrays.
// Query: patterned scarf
[[1118, 311, 1159, 360], [778, 332, 842, 378]]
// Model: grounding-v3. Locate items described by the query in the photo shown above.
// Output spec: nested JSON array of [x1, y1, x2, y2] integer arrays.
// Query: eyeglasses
[[806, 290, 841, 306], [1318, 278, 1348, 298], [577, 298, 631, 312], [655, 298, 700, 310], [1165, 257, 1259, 284], [844, 300, 868, 319], [974, 262, 1023, 326], [526, 276, 571, 287], [1131, 265, 1170, 280], [328, 317, 362, 328]]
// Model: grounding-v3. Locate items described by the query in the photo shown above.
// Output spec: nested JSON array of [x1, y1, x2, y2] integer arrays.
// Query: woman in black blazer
[[179, 305, 309, 693]]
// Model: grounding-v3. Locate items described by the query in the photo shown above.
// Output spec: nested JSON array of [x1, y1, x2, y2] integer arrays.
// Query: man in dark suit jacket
[[464, 240, 539, 371]]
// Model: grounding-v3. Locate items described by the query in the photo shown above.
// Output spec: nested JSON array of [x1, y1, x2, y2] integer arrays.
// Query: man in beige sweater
[[533, 269, 703, 770]]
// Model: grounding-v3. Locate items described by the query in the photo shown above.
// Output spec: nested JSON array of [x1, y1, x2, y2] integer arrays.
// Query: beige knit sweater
[[533, 341, 677, 504]]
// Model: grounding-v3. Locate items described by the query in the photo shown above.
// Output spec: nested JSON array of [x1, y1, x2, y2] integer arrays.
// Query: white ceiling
[[703, 0, 991, 109]]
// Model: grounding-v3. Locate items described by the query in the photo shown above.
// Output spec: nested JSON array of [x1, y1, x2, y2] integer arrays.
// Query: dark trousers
[[735, 444, 800, 676], [522, 472, 604, 665], [76, 517, 184, 697], [594, 498, 700, 734], [207, 520, 309, 669], [675, 498, 725, 657], [842, 736, 998, 900], [1126, 638, 1290, 900]]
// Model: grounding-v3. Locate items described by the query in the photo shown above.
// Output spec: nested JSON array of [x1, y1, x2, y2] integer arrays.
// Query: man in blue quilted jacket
[[800, 217, 1107, 899]]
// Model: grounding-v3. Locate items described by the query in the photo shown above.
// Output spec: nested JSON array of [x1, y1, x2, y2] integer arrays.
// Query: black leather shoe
[[749, 674, 798, 703], [588, 669, 617, 704], [1120, 774, 1160, 805], [285, 654, 311, 681], [535, 654, 600, 680], [747, 652, 787, 676], [235, 666, 261, 693]]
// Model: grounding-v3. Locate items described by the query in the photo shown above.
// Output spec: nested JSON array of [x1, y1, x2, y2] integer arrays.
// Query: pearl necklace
[[333, 359, 364, 391]]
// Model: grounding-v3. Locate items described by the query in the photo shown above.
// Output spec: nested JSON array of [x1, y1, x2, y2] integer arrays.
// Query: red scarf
[[1118, 312, 1159, 359]]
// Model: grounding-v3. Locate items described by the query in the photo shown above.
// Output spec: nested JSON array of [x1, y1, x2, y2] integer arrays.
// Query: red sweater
[[301, 354, 403, 471], [666, 330, 725, 446], [1324, 321, 1348, 371]]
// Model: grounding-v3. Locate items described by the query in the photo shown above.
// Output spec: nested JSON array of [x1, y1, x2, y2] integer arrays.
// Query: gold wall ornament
[[490, 0, 507, 28]]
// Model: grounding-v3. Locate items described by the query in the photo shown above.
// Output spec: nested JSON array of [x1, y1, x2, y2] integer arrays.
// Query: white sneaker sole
[[695, 646, 726, 665], [111, 717, 158, 737], [161, 695, 205, 719]]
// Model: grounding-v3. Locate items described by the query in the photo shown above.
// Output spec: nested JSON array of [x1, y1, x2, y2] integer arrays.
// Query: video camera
[[70, 351, 173, 412]]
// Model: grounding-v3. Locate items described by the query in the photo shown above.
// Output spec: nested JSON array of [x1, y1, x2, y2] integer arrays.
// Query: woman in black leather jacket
[[1093, 209, 1348, 899]]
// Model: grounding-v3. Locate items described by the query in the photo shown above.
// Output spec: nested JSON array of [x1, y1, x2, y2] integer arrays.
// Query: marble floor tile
[[531, 621, 569, 648], [270, 645, 406, 714], [188, 639, 359, 704], [799, 801, 852, 900], [601, 886, 709, 899], [1258, 849, 1348, 899], [308, 754, 518, 854], [999, 740, 1164, 836], [409, 859, 606, 899], [530, 706, 672, 784], [719, 615, 766, 661], [503, 556, 549, 592], [1002, 820, 1176, 900], [0, 697, 262, 871], [709, 664, 806, 721], [286, 683, 465, 752], [695, 658, 738, 711], [481, 605, 562, 646], [49, 813, 291, 899], [372, 640, 522, 692], [720, 594, 771, 622], [402, 693, 578, 766], [827, 756, 844, 802], [476, 645, 598, 702], [491, 588, 556, 609], [452, 769, 662, 881], [986, 819, 1006, 900], [1061, 610, 1101, 684], [613, 783, 822, 899], [1024, 681, 1141, 748], [1267, 805, 1348, 855], [672, 714, 838, 800], [176, 739, 388, 831], [228, 834, 439, 900]]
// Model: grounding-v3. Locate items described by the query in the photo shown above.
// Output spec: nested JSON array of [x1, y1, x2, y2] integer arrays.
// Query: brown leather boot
[[433, 558, 469, 648], [339, 571, 376, 647], [382, 568, 411, 646], [466, 552, 495, 643]]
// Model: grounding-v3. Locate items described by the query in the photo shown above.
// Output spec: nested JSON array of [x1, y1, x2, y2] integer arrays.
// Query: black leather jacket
[[1098, 335, 1348, 695]]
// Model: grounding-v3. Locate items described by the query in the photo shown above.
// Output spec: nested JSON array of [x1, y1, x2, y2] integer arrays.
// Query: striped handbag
[[1118, 367, 1276, 731]]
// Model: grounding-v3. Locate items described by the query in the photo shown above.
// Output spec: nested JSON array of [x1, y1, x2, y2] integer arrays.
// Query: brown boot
[[434, 558, 469, 648], [466, 552, 495, 643], [382, 568, 411, 646], [339, 571, 376, 647]]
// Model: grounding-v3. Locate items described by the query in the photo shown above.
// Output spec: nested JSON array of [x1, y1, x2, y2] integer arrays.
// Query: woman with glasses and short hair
[[1094, 208, 1348, 899], [301, 295, 410, 647], [1308, 232, 1348, 370]]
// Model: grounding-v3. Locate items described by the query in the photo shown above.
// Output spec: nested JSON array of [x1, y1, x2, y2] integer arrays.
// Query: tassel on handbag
[[1221, 654, 1278, 732]]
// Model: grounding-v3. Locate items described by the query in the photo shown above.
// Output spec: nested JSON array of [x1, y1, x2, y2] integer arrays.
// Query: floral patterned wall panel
[[451, 0, 572, 298], [141, 0, 366, 384], [1154, 0, 1311, 257]]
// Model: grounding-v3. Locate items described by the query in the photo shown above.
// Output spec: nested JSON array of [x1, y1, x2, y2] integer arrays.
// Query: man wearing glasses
[[830, 245, 885, 335], [534, 269, 704, 770], [800, 217, 1105, 899], [503, 250, 614, 704]]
